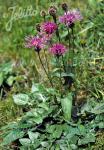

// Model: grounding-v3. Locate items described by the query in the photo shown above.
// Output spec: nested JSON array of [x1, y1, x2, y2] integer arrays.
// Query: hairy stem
[[67, 27, 70, 50], [56, 56, 63, 87], [72, 27, 74, 55], [43, 49, 50, 73], [52, 16, 61, 42], [62, 55, 66, 72], [38, 52, 53, 88]]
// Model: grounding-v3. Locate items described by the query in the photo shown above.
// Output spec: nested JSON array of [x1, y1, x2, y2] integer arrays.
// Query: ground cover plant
[[0, 0, 104, 150]]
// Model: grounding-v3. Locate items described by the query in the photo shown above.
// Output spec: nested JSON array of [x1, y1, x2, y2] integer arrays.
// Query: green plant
[[0, 0, 104, 150]]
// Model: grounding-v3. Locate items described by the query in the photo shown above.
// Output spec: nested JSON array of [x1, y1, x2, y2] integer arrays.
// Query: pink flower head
[[39, 32, 52, 45], [25, 36, 44, 52], [50, 43, 67, 56], [41, 22, 57, 34], [59, 9, 82, 27]]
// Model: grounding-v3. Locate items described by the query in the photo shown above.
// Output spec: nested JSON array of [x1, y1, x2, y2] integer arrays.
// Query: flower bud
[[62, 3, 68, 12], [48, 6, 57, 17], [40, 10, 46, 17], [49, 6, 57, 23], [36, 24, 41, 32]]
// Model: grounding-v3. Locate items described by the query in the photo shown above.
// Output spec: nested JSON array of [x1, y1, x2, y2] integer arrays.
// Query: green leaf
[[61, 31, 68, 38], [61, 72, 74, 78], [41, 141, 49, 147], [6, 76, 15, 86], [70, 144, 78, 150], [47, 125, 63, 139], [53, 72, 74, 78], [38, 103, 49, 111], [2, 130, 25, 145], [88, 0, 97, 8], [31, 83, 40, 93], [78, 125, 86, 136], [61, 93, 72, 121], [52, 125, 63, 139], [46, 88, 56, 95], [31, 83, 45, 93], [28, 131, 40, 142], [98, 122, 104, 129], [19, 138, 31, 146], [0, 61, 13, 74], [78, 133, 96, 145], [92, 103, 104, 114], [13, 94, 29, 105], [46, 125, 56, 133], [33, 139, 41, 149], [33, 116, 43, 124], [78, 22, 94, 35]]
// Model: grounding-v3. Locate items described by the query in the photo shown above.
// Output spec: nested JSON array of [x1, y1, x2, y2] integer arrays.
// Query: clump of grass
[[0, 98, 22, 127]]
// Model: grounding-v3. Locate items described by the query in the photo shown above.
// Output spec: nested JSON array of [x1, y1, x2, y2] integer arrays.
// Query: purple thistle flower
[[25, 36, 44, 52], [50, 43, 67, 56], [39, 32, 52, 44], [41, 22, 57, 34], [59, 9, 82, 27]]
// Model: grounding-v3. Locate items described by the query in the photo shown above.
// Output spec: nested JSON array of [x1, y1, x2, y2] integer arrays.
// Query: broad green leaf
[[78, 125, 86, 136], [52, 126, 62, 139], [92, 103, 104, 114], [33, 139, 41, 149], [33, 116, 43, 124], [78, 133, 95, 145], [70, 144, 78, 150], [0, 61, 13, 74], [2, 130, 25, 145], [35, 93, 46, 102], [13, 94, 29, 105], [6, 76, 15, 86], [31, 83, 40, 93], [61, 31, 68, 38], [41, 141, 49, 147], [31, 83, 45, 93], [19, 138, 31, 146], [38, 103, 49, 111], [81, 99, 97, 114], [61, 93, 72, 121], [28, 131, 40, 142], [0, 122, 18, 130], [98, 122, 104, 129], [46, 88, 56, 95], [46, 125, 56, 133]]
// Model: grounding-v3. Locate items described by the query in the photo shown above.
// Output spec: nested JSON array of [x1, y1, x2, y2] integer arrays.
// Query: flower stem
[[56, 26, 61, 42], [38, 52, 53, 88], [65, 11, 70, 50], [56, 56, 63, 86], [72, 27, 74, 55], [62, 55, 66, 72], [52, 16, 61, 42], [67, 27, 70, 50], [71, 27, 75, 73], [43, 49, 50, 73], [71, 28, 77, 106]]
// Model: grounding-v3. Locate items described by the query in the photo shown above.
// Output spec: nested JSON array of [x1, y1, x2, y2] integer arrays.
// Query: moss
[[91, 132, 104, 150]]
